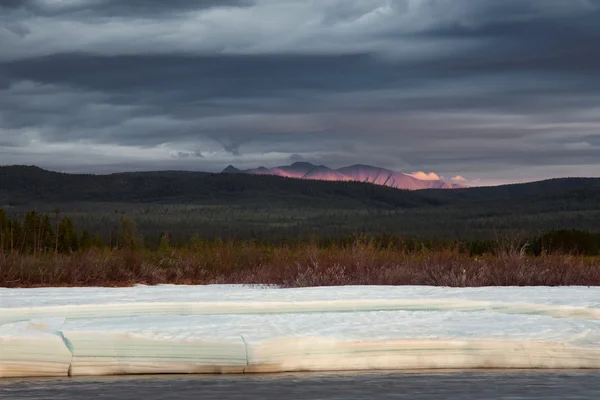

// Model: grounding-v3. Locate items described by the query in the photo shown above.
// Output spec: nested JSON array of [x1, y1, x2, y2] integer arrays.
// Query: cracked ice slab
[[65, 332, 247, 376], [0, 319, 73, 378], [2, 285, 600, 377]]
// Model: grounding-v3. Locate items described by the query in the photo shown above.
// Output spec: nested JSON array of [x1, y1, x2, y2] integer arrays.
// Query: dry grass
[[2, 241, 600, 288]]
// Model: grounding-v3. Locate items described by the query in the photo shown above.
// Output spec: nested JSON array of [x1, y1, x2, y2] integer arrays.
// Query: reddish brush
[[2, 241, 600, 288]]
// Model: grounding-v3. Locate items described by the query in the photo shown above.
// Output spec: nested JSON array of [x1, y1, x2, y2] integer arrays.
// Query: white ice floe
[[0, 319, 73, 378], [1, 285, 600, 377]]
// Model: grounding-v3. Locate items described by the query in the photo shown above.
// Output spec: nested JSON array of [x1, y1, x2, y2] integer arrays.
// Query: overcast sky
[[1, 0, 599, 185]]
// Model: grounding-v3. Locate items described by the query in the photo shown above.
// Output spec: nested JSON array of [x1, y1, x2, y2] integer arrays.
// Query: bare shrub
[[2, 240, 600, 288]]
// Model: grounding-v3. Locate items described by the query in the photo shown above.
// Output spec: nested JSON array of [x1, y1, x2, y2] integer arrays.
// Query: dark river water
[[2, 371, 600, 400]]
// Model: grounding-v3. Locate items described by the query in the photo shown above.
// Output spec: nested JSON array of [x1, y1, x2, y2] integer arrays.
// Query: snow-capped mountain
[[221, 162, 467, 190]]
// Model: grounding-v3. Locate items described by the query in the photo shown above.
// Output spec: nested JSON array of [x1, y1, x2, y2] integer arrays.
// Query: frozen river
[[2, 285, 600, 377]]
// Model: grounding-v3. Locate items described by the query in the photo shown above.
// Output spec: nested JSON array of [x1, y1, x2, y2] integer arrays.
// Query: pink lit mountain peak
[[222, 162, 467, 190]]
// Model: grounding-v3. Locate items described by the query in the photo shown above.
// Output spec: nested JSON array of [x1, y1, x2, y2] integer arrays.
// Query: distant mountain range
[[222, 162, 467, 190], [1, 166, 599, 214], [2, 165, 599, 242]]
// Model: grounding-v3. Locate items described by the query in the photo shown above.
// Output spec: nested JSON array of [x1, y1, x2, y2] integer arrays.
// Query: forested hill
[[0, 165, 435, 208], [1, 165, 599, 210]]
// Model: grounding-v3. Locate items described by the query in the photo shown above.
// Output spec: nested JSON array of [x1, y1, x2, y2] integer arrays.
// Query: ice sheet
[[3, 285, 600, 308], [2, 285, 600, 377]]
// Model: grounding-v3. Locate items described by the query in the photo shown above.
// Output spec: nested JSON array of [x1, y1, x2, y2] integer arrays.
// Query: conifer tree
[[0, 209, 7, 254], [79, 229, 92, 249], [22, 211, 40, 254], [10, 219, 22, 254], [120, 217, 142, 250], [40, 215, 55, 253], [58, 217, 79, 253]]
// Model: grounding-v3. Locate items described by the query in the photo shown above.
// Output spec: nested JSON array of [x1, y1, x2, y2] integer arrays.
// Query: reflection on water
[[2, 371, 600, 400]]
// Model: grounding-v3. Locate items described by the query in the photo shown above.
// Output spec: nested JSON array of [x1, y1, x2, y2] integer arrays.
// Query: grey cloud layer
[[1, 0, 249, 16], [1, 0, 599, 184]]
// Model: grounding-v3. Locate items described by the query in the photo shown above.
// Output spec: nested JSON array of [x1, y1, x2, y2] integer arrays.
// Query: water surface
[[2, 371, 600, 399]]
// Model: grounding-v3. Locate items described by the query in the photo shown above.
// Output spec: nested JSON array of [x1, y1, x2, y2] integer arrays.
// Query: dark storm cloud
[[0, 53, 387, 96], [408, 5, 600, 77], [2, 52, 597, 141], [1, 0, 600, 183], [0, 0, 24, 7], [1, 0, 250, 16]]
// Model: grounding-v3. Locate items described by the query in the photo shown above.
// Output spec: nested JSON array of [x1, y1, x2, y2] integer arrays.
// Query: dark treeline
[[0, 209, 94, 255], [2, 208, 600, 257]]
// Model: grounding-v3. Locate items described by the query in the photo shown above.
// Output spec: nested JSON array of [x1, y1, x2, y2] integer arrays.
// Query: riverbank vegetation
[[1, 208, 599, 288]]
